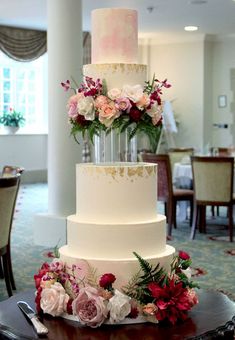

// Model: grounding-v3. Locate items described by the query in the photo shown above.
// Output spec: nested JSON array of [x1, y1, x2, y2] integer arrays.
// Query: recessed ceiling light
[[184, 26, 199, 31], [189, 0, 207, 4]]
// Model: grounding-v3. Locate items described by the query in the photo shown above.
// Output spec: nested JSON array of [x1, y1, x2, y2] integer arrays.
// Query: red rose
[[179, 251, 190, 260], [99, 273, 116, 289], [129, 106, 142, 122]]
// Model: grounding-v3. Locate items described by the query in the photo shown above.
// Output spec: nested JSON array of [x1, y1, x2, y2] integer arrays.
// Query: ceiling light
[[184, 26, 199, 31]]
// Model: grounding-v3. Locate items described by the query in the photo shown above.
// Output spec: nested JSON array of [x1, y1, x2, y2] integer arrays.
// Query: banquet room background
[[0, 0, 235, 301]]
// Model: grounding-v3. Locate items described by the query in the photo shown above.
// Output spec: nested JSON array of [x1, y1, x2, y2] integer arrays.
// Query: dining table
[[0, 289, 235, 339]]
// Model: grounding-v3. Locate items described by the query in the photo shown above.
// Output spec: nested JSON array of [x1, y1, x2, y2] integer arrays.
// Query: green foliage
[[0, 109, 25, 127], [123, 252, 167, 304]]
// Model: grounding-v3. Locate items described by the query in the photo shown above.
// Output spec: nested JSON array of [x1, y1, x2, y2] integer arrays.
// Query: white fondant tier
[[59, 244, 175, 289], [75, 163, 157, 223], [83, 63, 147, 90], [66, 214, 166, 258], [91, 8, 138, 64]]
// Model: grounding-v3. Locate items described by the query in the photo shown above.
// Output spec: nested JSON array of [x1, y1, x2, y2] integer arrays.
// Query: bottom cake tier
[[59, 244, 175, 289]]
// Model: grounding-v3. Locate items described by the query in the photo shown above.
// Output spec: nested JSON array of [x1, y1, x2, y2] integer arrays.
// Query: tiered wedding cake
[[59, 8, 175, 289]]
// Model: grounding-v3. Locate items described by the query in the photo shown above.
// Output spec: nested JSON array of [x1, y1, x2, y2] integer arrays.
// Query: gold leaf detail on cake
[[127, 166, 144, 178], [105, 167, 118, 180], [119, 167, 125, 177], [145, 166, 154, 176]]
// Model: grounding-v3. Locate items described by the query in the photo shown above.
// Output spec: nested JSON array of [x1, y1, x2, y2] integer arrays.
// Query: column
[[34, 0, 83, 247]]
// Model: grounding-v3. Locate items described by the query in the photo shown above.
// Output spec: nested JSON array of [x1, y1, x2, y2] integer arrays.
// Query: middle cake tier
[[66, 214, 166, 259], [83, 63, 147, 90]]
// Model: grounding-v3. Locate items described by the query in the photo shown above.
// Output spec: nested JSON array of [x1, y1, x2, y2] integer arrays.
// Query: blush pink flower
[[115, 97, 132, 112], [95, 95, 109, 109], [98, 101, 120, 127], [67, 93, 84, 119], [40, 282, 69, 317], [136, 93, 150, 110], [108, 88, 122, 100], [72, 286, 107, 328], [186, 289, 199, 307]]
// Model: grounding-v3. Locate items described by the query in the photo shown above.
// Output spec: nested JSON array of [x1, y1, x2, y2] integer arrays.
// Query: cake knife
[[17, 301, 48, 336]]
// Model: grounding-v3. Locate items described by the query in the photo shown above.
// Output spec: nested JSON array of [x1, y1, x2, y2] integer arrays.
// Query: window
[[0, 51, 48, 133]]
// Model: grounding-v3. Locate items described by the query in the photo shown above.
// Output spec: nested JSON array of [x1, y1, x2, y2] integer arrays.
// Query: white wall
[[139, 35, 235, 151], [0, 133, 47, 182]]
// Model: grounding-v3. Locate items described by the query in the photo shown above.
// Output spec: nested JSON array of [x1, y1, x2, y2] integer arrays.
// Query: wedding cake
[[59, 8, 175, 288], [35, 9, 198, 327], [60, 162, 175, 288]]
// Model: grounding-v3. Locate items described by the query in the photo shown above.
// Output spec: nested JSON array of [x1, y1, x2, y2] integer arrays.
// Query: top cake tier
[[91, 8, 138, 64]]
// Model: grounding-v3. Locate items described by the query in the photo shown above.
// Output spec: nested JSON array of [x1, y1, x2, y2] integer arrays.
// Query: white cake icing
[[60, 163, 175, 288], [83, 63, 147, 91]]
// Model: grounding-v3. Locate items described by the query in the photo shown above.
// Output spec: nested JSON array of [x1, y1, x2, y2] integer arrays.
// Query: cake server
[[17, 300, 48, 336]]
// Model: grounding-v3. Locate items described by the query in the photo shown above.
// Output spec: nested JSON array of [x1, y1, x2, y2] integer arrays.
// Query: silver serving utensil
[[17, 301, 48, 336]]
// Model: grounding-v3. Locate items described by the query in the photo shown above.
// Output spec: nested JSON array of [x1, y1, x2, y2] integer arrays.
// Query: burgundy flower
[[179, 251, 190, 260], [35, 286, 42, 313], [61, 79, 70, 91], [148, 279, 192, 325], [129, 106, 142, 122], [67, 298, 73, 315], [99, 273, 116, 289], [75, 114, 89, 127]]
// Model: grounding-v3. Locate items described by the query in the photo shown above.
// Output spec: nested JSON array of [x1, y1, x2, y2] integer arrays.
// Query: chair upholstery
[[168, 148, 194, 172], [141, 153, 194, 236], [2, 165, 24, 177], [0, 175, 20, 296], [191, 156, 234, 242]]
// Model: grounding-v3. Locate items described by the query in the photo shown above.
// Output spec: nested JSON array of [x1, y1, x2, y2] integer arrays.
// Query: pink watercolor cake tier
[[83, 8, 147, 90]]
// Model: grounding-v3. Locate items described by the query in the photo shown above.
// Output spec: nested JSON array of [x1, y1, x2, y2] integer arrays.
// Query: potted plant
[[0, 108, 25, 133]]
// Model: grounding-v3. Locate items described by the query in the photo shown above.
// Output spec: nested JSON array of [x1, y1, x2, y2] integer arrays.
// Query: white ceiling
[[0, 0, 235, 38]]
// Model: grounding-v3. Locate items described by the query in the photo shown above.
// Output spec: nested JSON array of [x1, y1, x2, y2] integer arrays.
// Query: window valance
[[0, 25, 47, 62], [0, 25, 91, 63]]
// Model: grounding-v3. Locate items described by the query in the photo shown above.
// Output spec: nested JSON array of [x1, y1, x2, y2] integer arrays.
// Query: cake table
[[0, 289, 234, 340]]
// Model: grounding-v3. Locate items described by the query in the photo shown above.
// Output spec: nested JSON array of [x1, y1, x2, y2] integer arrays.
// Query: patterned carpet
[[0, 183, 235, 302]]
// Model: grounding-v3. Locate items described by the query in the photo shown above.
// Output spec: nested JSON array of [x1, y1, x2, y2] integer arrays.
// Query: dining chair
[[168, 148, 194, 172], [191, 156, 235, 242], [0, 175, 21, 296], [141, 153, 194, 236], [2, 165, 25, 177]]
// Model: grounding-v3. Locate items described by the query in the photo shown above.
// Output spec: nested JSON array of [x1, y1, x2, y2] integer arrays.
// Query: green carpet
[[0, 183, 234, 301]]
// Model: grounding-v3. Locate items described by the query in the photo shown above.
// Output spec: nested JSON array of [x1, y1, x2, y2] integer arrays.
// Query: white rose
[[146, 102, 162, 118], [108, 88, 122, 100], [107, 289, 131, 324], [40, 282, 69, 317], [182, 267, 192, 279], [77, 96, 95, 120], [122, 84, 144, 103]]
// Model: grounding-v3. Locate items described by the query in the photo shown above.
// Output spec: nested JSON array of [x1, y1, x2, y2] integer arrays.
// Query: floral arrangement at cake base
[[34, 251, 199, 328], [61, 76, 171, 153]]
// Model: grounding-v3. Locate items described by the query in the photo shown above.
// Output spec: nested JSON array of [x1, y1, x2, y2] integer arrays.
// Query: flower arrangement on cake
[[61, 76, 171, 152], [34, 251, 199, 328]]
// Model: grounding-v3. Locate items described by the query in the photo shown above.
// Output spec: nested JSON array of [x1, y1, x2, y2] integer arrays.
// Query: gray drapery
[[0, 25, 91, 64]]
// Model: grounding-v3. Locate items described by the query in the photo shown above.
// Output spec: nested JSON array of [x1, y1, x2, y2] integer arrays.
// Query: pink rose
[[108, 88, 122, 100], [95, 95, 109, 109], [67, 93, 84, 119], [146, 102, 162, 125], [98, 101, 120, 127], [136, 93, 150, 110], [186, 289, 199, 307], [72, 286, 108, 328], [142, 303, 158, 316], [115, 97, 132, 112], [40, 282, 69, 317]]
